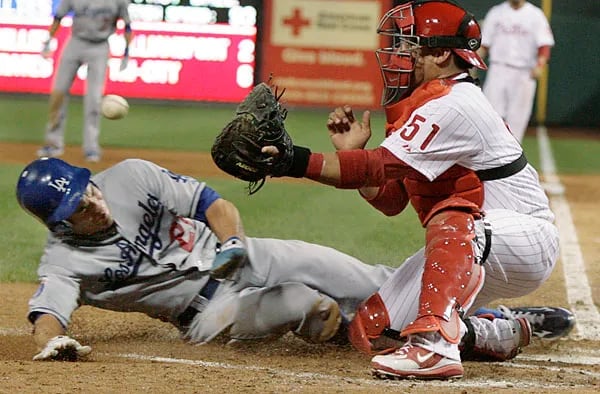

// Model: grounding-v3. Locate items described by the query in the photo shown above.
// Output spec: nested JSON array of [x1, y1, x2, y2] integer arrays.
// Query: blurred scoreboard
[[0, 0, 261, 102]]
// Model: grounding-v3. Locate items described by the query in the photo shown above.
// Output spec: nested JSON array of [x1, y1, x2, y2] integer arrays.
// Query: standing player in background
[[256, 0, 559, 380], [38, 0, 132, 162], [478, 0, 554, 142]]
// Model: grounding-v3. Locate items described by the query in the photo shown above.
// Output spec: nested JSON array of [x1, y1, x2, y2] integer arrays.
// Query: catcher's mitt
[[211, 81, 294, 194]]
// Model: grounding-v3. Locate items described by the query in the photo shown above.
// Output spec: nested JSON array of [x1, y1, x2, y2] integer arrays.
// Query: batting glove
[[211, 236, 247, 279], [33, 335, 92, 361], [119, 47, 129, 71]]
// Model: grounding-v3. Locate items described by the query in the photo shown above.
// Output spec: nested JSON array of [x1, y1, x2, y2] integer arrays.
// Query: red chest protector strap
[[385, 79, 453, 134]]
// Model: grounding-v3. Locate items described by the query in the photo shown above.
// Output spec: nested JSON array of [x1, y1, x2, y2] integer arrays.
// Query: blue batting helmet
[[16, 157, 91, 226]]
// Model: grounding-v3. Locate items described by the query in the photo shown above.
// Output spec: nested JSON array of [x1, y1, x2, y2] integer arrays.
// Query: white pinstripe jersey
[[376, 77, 560, 342], [481, 2, 554, 69], [380, 75, 554, 222]]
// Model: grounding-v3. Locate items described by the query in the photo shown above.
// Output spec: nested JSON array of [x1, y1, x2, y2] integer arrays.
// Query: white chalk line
[[2, 326, 598, 386], [518, 353, 600, 368], [537, 125, 600, 340], [115, 352, 598, 389]]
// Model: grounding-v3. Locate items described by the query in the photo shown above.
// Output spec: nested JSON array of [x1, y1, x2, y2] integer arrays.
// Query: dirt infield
[[1, 141, 599, 393]]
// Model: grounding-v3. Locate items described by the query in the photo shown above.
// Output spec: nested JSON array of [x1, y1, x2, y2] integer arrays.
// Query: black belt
[[177, 277, 220, 327], [475, 152, 528, 181]]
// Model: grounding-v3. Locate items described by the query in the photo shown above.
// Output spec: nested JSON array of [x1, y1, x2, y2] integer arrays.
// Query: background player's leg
[[82, 42, 110, 161], [505, 75, 537, 142], [482, 64, 510, 121], [40, 91, 68, 156], [39, 40, 81, 157]]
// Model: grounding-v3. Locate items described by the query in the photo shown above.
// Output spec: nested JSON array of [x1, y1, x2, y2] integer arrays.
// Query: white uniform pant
[[483, 63, 537, 142], [45, 36, 109, 154], [378, 209, 559, 336]]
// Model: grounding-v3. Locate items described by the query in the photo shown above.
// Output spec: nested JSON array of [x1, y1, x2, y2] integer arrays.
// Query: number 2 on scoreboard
[[398, 114, 440, 150]]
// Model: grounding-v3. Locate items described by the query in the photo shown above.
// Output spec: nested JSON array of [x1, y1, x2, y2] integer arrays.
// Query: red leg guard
[[348, 292, 399, 355], [401, 209, 485, 344]]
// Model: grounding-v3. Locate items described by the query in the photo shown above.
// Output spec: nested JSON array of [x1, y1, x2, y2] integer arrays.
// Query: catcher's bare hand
[[327, 105, 355, 134], [33, 335, 92, 361], [261, 145, 279, 156], [327, 105, 372, 151]]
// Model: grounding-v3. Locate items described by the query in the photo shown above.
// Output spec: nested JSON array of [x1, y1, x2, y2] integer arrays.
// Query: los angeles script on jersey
[[101, 239, 144, 288], [100, 192, 165, 288], [134, 192, 164, 257]]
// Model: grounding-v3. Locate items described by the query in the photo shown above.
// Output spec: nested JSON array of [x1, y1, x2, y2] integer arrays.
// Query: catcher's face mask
[[376, 0, 487, 106]]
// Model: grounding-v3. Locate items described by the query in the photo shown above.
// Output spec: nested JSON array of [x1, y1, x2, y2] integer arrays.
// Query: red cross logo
[[283, 8, 311, 36]]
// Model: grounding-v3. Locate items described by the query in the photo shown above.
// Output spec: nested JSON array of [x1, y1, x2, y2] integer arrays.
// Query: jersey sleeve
[[380, 97, 482, 181], [28, 254, 81, 328], [359, 180, 409, 216], [534, 10, 554, 47]]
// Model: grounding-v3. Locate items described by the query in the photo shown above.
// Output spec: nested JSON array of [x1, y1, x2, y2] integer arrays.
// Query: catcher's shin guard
[[401, 209, 485, 344], [348, 292, 402, 355]]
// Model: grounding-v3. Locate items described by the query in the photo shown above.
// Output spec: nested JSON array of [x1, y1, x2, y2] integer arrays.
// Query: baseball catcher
[[211, 81, 304, 194], [211, 0, 561, 381]]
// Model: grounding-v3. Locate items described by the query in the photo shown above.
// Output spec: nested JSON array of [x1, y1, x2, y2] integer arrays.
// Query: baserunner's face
[[67, 184, 114, 235]]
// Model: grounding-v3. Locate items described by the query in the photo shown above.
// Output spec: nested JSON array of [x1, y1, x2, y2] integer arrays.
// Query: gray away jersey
[[55, 0, 131, 42], [28, 159, 217, 328]]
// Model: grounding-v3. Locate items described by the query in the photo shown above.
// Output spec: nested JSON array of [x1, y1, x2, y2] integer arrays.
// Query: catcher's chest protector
[[403, 166, 484, 226]]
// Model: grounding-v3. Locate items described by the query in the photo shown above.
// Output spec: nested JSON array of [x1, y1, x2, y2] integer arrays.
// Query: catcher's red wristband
[[306, 153, 324, 180], [336, 149, 369, 188]]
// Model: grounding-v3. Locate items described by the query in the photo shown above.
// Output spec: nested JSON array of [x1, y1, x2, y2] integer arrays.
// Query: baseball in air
[[101, 94, 129, 120]]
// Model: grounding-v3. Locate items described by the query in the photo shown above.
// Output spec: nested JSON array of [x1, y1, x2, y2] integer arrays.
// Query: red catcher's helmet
[[376, 0, 487, 105]]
